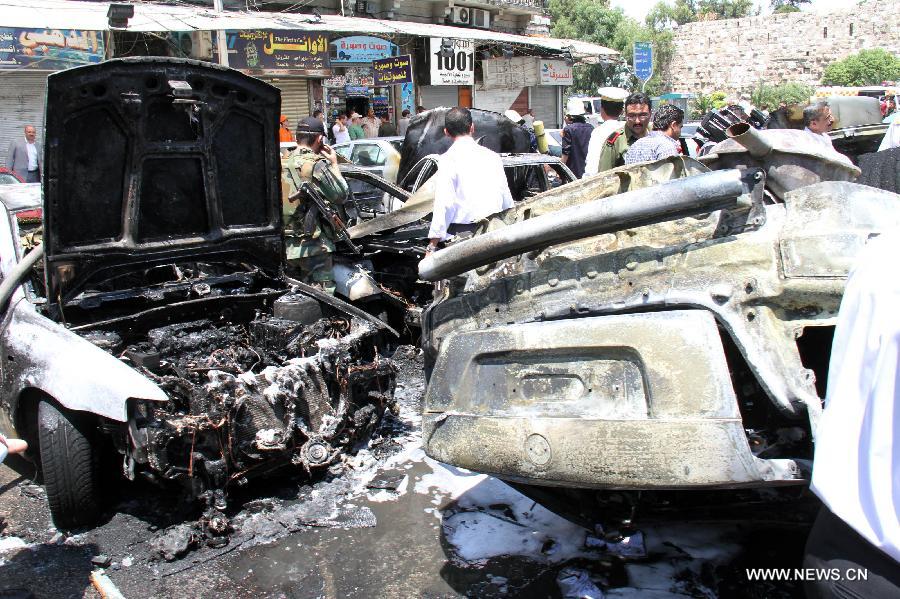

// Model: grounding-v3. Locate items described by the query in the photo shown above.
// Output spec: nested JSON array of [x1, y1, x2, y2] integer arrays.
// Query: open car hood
[[43, 58, 283, 302]]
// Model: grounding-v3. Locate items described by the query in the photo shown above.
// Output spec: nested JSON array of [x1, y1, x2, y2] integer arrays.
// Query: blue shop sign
[[345, 85, 370, 97], [330, 36, 397, 63]]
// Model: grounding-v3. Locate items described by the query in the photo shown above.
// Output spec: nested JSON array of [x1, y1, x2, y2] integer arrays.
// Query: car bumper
[[422, 310, 804, 489]]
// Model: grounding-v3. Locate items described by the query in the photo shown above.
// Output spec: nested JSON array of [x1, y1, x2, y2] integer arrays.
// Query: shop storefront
[[324, 35, 400, 122], [473, 57, 571, 128], [419, 37, 474, 110], [0, 28, 104, 156], [533, 59, 572, 128], [224, 30, 331, 127]]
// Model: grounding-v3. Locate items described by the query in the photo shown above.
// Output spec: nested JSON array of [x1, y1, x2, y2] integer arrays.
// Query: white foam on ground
[[0, 536, 29, 566], [366, 474, 410, 503], [0, 536, 27, 553], [411, 457, 593, 565]]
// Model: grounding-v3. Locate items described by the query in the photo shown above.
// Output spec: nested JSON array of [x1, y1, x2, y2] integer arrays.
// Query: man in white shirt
[[361, 108, 381, 138], [427, 107, 513, 253], [332, 114, 351, 144], [583, 88, 629, 177], [878, 111, 900, 151], [398, 109, 411, 137], [6, 124, 41, 183], [805, 230, 900, 597], [803, 102, 835, 148]]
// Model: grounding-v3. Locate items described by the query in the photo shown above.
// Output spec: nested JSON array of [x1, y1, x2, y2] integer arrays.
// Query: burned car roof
[[43, 57, 283, 302]]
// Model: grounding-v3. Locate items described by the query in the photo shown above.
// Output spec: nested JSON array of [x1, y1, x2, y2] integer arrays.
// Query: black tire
[[37, 400, 101, 530]]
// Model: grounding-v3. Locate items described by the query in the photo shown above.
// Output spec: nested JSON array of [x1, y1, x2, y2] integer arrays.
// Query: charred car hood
[[43, 58, 283, 301]]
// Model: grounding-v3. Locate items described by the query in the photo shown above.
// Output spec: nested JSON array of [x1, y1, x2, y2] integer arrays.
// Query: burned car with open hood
[[417, 124, 900, 524], [0, 58, 395, 530]]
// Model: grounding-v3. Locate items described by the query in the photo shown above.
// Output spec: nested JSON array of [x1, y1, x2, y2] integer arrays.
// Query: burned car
[[0, 58, 395, 530], [337, 154, 576, 327], [418, 125, 900, 522]]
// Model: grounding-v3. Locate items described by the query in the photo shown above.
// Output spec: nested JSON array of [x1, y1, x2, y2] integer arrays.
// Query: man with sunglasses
[[596, 92, 651, 173]]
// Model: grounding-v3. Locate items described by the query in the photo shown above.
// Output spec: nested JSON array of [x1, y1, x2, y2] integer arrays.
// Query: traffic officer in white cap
[[584, 87, 629, 177], [561, 97, 594, 178]]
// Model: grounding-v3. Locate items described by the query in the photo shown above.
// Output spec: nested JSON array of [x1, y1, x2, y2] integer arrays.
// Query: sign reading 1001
[[432, 48, 469, 71]]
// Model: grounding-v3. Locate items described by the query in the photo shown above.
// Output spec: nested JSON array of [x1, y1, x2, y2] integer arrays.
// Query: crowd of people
[[563, 90, 685, 177], [280, 105, 427, 148]]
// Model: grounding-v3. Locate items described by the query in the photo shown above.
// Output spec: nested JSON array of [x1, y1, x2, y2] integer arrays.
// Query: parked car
[[571, 96, 606, 128], [397, 152, 574, 197], [417, 128, 900, 526], [0, 167, 24, 185], [333, 136, 404, 180], [0, 58, 395, 530]]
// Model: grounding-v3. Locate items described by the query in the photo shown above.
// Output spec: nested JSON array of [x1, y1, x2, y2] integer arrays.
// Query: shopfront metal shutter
[[531, 85, 560, 129], [263, 77, 311, 126], [0, 72, 48, 163], [419, 86, 459, 110]]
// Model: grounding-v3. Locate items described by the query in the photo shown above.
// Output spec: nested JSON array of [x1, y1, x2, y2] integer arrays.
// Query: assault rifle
[[290, 181, 362, 255]]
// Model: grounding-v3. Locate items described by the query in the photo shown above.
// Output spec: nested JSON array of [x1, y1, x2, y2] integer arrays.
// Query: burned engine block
[[83, 303, 395, 505]]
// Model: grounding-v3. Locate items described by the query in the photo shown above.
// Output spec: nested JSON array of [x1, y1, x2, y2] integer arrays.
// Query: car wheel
[[37, 400, 101, 530]]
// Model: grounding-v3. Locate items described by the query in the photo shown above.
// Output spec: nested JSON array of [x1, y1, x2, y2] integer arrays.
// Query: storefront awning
[[0, 0, 619, 61]]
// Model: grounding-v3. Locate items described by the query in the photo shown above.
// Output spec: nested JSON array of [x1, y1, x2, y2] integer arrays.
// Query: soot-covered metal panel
[[43, 58, 283, 302]]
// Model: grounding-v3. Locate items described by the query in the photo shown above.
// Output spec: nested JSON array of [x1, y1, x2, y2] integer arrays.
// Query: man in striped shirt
[[624, 104, 684, 165]]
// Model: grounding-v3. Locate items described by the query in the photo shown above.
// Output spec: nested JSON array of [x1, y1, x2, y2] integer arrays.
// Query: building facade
[[1, 0, 613, 152]]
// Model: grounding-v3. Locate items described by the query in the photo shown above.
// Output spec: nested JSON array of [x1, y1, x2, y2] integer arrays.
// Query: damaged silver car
[[418, 124, 900, 523], [0, 58, 395, 530]]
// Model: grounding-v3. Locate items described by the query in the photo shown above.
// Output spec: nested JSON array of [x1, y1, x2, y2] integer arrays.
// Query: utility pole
[[213, 0, 229, 67]]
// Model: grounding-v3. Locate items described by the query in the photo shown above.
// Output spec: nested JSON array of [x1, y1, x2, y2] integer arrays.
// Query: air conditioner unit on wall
[[171, 31, 214, 61], [448, 6, 491, 29], [471, 8, 491, 29], [449, 6, 472, 25]]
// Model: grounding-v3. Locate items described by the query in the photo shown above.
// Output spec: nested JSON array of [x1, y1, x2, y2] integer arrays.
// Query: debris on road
[[557, 566, 605, 599], [90, 569, 127, 599]]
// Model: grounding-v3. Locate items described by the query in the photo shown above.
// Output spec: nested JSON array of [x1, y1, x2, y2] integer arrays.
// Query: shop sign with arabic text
[[429, 38, 474, 86], [330, 36, 396, 63], [0, 28, 104, 70], [539, 59, 573, 86], [323, 66, 373, 88], [226, 30, 330, 72], [373, 54, 412, 86]]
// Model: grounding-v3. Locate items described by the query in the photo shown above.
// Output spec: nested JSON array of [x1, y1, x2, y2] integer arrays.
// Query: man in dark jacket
[[560, 98, 593, 178]]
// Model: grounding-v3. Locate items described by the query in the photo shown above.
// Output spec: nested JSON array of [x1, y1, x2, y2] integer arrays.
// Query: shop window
[[351, 144, 385, 167]]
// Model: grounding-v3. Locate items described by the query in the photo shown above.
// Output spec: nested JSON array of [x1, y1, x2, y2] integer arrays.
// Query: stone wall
[[663, 1, 900, 97]]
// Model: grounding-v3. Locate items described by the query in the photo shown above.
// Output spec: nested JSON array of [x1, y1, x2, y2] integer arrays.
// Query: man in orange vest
[[279, 115, 295, 143]]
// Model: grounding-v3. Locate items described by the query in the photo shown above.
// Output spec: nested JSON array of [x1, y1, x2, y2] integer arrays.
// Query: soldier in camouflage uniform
[[596, 92, 652, 173], [282, 121, 349, 290]]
